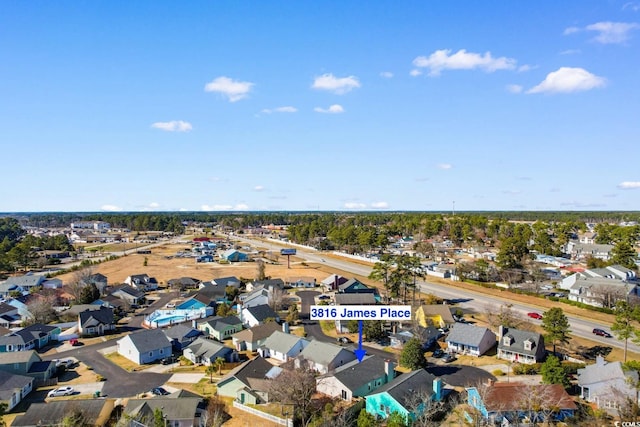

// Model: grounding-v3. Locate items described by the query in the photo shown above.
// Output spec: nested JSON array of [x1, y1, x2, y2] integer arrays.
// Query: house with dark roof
[[390, 326, 441, 350], [197, 315, 243, 341], [286, 276, 316, 288], [321, 274, 349, 291], [116, 329, 172, 364], [240, 288, 271, 309], [232, 322, 282, 352], [210, 276, 242, 288], [0, 302, 21, 328], [124, 274, 158, 292], [123, 396, 202, 427], [365, 369, 443, 421], [317, 356, 396, 401], [260, 330, 310, 362], [1, 274, 46, 294], [110, 285, 145, 305], [217, 356, 281, 404], [446, 323, 496, 357], [467, 382, 577, 424], [296, 340, 357, 374], [195, 283, 228, 303], [78, 306, 115, 337], [333, 292, 378, 334], [12, 398, 115, 427], [497, 325, 545, 364], [183, 337, 238, 365], [578, 356, 640, 414], [0, 350, 56, 381], [84, 273, 108, 295], [241, 304, 280, 327], [338, 278, 378, 296], [0, 323, 61, 352], [167, 277, 201, 290], [246, 278, 285, 293], [0, 370, 34, 411], [163, 324, 203, 351]]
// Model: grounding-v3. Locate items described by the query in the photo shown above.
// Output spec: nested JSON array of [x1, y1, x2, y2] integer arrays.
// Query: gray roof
[[578, 358, 639, 386], [244, 304, 278, 322], [212, 276, 241, 287], [569, 275, 631, 291], [335, 293, 376, 305], [299, 340, 355, 366], [0, 349, 39, 364], [201, 315, 242, 332], [0, 302, 18, 316], [63, 304, 104, 316], [3, 274, 45, 288], [220, 356, 275, 387], [163, 324, 202, 340], [232, 322, 281, 343], [79, 306, 115, 326], [498, 327, 543, 356], [125, 397, 201, 421], [13, 324, 59, 343], [371, 369, 437, 407], [263, 330, 308, 354], [326, 355, 388, 391], [447, 323, 495, 347], [111, 285, 145, 299], [123, 329, 171, 353], [12, 399, 113, 427], [0, 370, 33, 401], [185, 337, 233, 360]]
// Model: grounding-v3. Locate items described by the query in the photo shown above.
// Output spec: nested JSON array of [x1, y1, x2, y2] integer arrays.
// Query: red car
[[527, 312, 543, 320]]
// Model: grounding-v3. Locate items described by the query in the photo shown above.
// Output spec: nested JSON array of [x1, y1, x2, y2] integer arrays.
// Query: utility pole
[[452, 200, 455, 216]]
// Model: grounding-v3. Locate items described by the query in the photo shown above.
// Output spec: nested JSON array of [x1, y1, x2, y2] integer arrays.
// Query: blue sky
[[1, 1, 639, 212]]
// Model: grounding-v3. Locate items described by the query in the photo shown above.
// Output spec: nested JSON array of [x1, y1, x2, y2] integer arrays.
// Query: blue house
[[466, 382, 577, 425], [0, 324, 60, 353], [365, 369, 443, 422], [222, 250, 248, 262]]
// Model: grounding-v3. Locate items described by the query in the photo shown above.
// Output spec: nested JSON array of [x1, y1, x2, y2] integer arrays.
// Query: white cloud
[[409, 69, 422, 77], [371, 202, 389, 209], [204, 76, 254, 102], [623, 2, 640, 11], [254, 185, 265, 192], [101, 204, 122, 212], [527, 67, 606, 94], [314, 104, 345, 114], [234, 203, 249, 210], [437, 163, 453, 170], [564, 22, 640, 44], [618, 181, 640, 189], [517, 64, 533, 72], [586, 21, 640, 44], [311, 73, 361, 94], [151, 120, 193, 132], [344, 202, 367, 209], [502, 190, 522, 195], [261, 106, 297, 114], [412, 49, 517, 76], [380, 71, 394, 78], [559, 49, 581, 55], [506, 84, 523, 94], [201, 203, 249, 211]]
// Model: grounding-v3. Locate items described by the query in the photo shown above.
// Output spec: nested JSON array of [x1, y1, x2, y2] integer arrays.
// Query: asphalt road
[[234, 235, 640, 355]]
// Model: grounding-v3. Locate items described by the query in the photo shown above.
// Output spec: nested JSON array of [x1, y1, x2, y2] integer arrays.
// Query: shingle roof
[[498, 327, 543, 356], [418, 305, 455, 324], [335, 293, 376, 305], [233, 322, 281, 343], [324, 355, 388, 391], [124, 329, 171, 353], [212, 276, 241, 287], [0, 370, 33, 401], [481, 382, 576, 412], [201, 315, 242, 332], [220, 356, 275, 387], [79, 306, 114, 326], [12, 399, 114, 426], [263, 331, 308, 354], [447, 323, 495, 347], [13, 323, 58, 342], [0, 349, 38, 364], [163, 324, 202, 340], [125, 397, 201, 421], [372, 369, 437, 407], [3, 274, 45, 288], [299, 340, 354, 366], [244, 304, 278, 322], [111, 285, 145, 299], [185, 337, 233, 360], [578, 358, 638, 386]]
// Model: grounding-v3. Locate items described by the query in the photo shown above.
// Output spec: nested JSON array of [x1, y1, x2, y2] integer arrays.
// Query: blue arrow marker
[[354, 320, 366, 362]]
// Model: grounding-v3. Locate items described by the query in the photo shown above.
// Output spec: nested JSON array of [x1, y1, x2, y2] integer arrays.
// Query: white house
[[0, 370, 34, 411], [578, 356, 640, 414], [260, 331, 309, 362], [296, 340, 356, 374], [116, 329, 172, 365], [446, 323, 496, 357]]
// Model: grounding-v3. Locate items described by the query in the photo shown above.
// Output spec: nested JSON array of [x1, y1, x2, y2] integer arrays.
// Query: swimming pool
[[143, 307, 214, 328]]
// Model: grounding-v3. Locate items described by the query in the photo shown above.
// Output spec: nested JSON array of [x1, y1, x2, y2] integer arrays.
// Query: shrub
[[492, 369, 505, 376], [96, 374, 106, 382], [561, 361, 586, 375], [512, 363, 540, 375]]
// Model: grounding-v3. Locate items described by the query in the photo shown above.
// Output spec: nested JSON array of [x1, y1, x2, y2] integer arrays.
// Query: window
[[341, 390, 348, 400], [503, 336, 511, 346], [7, 345, 12, 351], [524, 340, 532, 351], [160, 349, 164, 354], [149, 352, 153, 357]]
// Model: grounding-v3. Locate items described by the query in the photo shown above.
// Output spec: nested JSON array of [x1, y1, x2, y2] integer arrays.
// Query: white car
[[165, 303, 176, 308], [54, 359, 75, 368], [48, 386, 74, 397]]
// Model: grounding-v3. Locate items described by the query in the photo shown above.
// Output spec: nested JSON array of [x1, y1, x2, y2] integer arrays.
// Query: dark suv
[[592, 328, 612, 338]]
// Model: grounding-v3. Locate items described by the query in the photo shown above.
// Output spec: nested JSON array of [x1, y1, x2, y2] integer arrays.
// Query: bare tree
[[202, 396, 228, 427], [268, 363, 316, 426], [255, 259, 267, 281], [269, 287, 287, 311], [515, 383, 571, 425], [485, 303, 526, 330], [66, 266, 95, 301], [589, 284, 628, 309], [25, 294, 57, 325], [405, 389, 446, 427]]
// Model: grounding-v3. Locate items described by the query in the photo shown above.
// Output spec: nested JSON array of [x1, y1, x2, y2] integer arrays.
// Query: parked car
[[69, 338, 81, 346], [442, 354, 456, 363], [527, 312, 543, 320], [160, 356, 176, 365], [54, 359, 75, 368], [152, 387, 170, 396], [593, 328, 612, 338], [432, 349, 445, 358], [165, 303, 176, 308], [336, 337, 353, 344], [48, 386, 74, 397]]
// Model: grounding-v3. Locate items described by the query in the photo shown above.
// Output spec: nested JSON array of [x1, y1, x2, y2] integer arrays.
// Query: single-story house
[[446, 323, 496, 357], [241, 304, 279, 327], [578, 355, 640, 414], [414, 305, 455, 329], [240, 289, 271, 309], [124, 274, 158, 292], [217, 356, 281, 404], [467, 381, 577, 424], [390, 326, 441, 350], [198, 315, 243, 341], [182, 337, 238, 365], [0, 370, 34, 411], [232, 322, 282, 352], [123, 396, 202, 427], [210, 276, 242, 288], [110, 285, 145, 306], [12, 398, 115, 427], [0, 323, 61, 352], [167, 277, 201, 290], [259, 331, 310, 362], [286, 276, 316, 288], [78, 306, 116, 337], [116, 329, 172, 365], [163, 324, 203, 351], [296, 340, 357, 374], [321, 274, 349, 291], [365, 369, 443, 421], [0, 350, 56, 381]]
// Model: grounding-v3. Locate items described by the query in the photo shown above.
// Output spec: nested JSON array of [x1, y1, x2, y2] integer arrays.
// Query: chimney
[[384, 359, 396, 382], [498, 325, 504, 339], [596, 355, 606, 367], [432, 378, 443, 401], [334, 275, 338, 291], [192, 320, 197, 329], [282, 322, 290, 334]]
